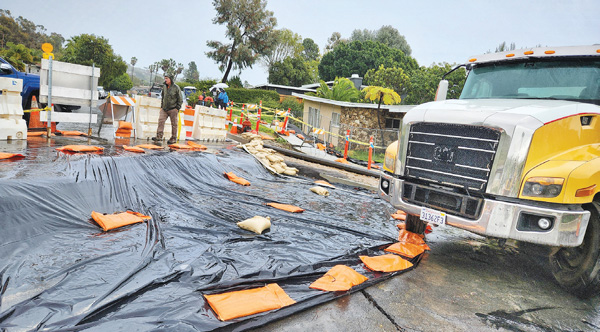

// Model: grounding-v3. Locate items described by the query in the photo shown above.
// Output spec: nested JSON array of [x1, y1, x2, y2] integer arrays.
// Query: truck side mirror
[[0, 63, 13, 75], [435, 80, 449, 101]]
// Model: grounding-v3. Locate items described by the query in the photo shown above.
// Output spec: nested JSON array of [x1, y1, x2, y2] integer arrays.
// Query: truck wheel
[[406, 214, 427, 235], [549, 202, 600, 298]]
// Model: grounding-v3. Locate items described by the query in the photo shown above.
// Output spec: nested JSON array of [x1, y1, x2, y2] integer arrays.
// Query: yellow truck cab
[[379, 45, 600, 297]]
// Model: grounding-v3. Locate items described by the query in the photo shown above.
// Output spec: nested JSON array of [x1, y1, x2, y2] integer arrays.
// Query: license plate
[[420, 207, 446, 226]]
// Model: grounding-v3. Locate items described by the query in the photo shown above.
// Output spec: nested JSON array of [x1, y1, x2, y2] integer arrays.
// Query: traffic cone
[[28, 95, 43, 130], [230, 118, 238, 134]]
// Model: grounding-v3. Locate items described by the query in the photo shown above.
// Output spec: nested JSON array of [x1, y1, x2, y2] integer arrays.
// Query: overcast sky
[[3, 0, 599, 85]]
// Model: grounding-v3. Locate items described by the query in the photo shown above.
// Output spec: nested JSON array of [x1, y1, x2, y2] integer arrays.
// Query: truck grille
[[404, 123, 501, 192]]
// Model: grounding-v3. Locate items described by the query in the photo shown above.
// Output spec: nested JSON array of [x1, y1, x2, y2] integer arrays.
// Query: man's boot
[[152, 135, 162, 142], [167, 137, 176, 144]]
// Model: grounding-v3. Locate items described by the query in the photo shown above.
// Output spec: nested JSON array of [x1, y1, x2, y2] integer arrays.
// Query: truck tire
[[549, 202, 600, 298], [406, 214, 427, 235]]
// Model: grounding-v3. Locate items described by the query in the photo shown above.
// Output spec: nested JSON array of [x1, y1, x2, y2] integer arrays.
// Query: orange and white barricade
[[183, 106, 195, 139], [100, 95, 136, 138]]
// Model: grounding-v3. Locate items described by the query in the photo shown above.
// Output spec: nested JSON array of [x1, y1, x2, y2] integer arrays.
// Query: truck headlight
[[522, 177, 564, 198], [383, 141, 398, 173]]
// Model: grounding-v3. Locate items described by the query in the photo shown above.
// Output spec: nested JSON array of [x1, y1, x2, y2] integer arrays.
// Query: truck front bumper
[[379, 173, 590, 247]]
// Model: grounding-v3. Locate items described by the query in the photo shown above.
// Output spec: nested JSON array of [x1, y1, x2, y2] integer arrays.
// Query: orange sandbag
[[136, 144, 163, 150], [391, 210, 407, 221], [169, 143, 192, 150], [224, 172, 250, 186], [385, 242, 426, 258], [309, 265, 368, 292], [360, 254, 414, 273], [27, 131, 46, 136], [0, 152, 25, 160], [297, 134, 305, 140], [266, 202, 304, 213], [316, 143, 326, 150], [56, 145, 104, 153], [115, 129, 131, 138], [123, 145, 145, 153], [335, 158, 349, 164], [288, 130, 296, 134], [118, 121, 133, 130], [398, 229, 425, 244], [371, 164, 381, 169], [204, 283, 296, 321], [259, 133, 275, 140], [186, 141, 208, 150], [314, 180, 335, 188], [58, 130, 87, 136], [91, 210, 151, 231]]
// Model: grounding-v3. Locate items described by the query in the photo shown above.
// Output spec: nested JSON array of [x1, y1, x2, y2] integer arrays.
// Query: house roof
[[291, 93, 415, 113], [252, 83, 315, 93]]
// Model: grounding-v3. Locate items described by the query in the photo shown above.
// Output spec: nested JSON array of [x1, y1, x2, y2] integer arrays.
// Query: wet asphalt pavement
[[2, 103, 600, 331]]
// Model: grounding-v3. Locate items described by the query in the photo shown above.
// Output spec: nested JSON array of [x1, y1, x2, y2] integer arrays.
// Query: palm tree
[[315, 77, 359, 102], [130, 56, 137, 83], [362, 86, 402, 144]]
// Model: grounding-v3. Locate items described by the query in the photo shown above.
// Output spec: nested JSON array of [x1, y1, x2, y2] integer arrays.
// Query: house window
[[385, 118, 401, 129], [308, 107, 321, 128], [331, 112, 340, 127]]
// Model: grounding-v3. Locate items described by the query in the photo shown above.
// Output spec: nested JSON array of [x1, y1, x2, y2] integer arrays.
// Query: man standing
[[152, 73, 182, 144]]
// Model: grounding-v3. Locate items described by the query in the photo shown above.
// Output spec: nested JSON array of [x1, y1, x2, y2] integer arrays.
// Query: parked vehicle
[[183, 86, 197, 98], [379, 45, 600, 298], [0, 57, 80, 115], [148, 84, 162, 98], [97, 86, 107, 99]]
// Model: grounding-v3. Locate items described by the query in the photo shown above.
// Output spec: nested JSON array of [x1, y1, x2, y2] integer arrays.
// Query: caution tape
[[23, 106, 52, 113], [228, 102, 388, 149]]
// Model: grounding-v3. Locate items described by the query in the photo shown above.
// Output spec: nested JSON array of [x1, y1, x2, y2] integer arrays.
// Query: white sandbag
[[272, 163, 286, 174], [237, 216, 271, 234], [310, 186, 330, 196], [266, 154, 279, 162]]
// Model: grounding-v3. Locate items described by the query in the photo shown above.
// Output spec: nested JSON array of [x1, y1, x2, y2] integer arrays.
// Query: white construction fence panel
[[40, 59, 100, 107], [134, 95, 185, 140], [192, 105, 227, 140], [0, 77, 27, 140]]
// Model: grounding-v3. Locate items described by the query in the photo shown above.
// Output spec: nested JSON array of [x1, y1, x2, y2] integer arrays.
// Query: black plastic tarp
[[0, 146, 416, 331]]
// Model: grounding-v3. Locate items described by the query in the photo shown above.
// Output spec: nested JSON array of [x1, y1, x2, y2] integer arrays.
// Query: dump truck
[[380, 45, 600, 297]]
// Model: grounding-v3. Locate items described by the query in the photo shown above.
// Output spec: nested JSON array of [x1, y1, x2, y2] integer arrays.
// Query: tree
[[350, 25, 412, 56], [403, 63, 466, 105], [364, 65, 410, 98], [301, 38, 319, 61], [306, 59, 320, 83], [157, 58, 184, 81], [362, 86, 402, 144], [183, 61, 200, 82], [262, 28, 303, 68], [1, 42, 33, 71], [206, 0, 277, 83], [130, 56, 137, 82], [268, 56, 312, 87], [228, 75, 243, 88], [0, 10, 65, 55], [495, 41, 516, 52], [60, 34, 127, 87], [315, 77, 359, 102], [319, 40, 418, 81], [108, 72, 133, 91], [325, 32, 345, 52]]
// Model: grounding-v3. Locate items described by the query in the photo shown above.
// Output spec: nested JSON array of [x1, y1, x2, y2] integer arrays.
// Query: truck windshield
[[460, 58, 600, 105]]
